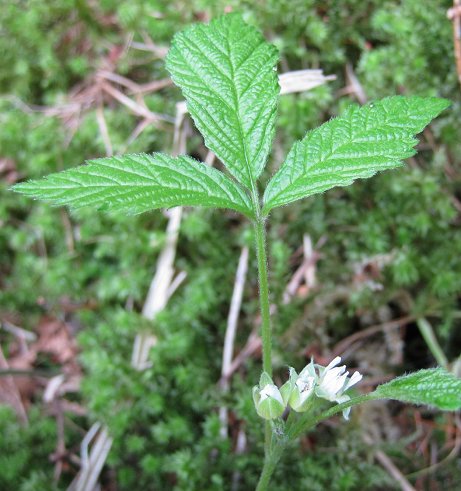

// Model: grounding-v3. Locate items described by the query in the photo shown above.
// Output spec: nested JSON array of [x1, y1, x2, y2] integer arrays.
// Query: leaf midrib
[[266, 111, 418, 206], [224, 27, 259, 194]]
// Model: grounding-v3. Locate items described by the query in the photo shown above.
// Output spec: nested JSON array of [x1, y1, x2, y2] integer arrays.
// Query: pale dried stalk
[[448, 1, 461, 87], [131, 207, 183, 370], [101, 82, 172, 123], [332, 316, 415, 358], [130, 31, 169, 58], [166, 270, 188, 300], [279, 69, 335, 95], [120, 118, 151, 153], [223, 330, 262, 382], [231, 426, 248, 491], [345, 63, 367, 104], [219, 246, 250, 438], [1, 320, 36, 342], [68, 425, 113, 491], [131, 102, 188, 370], [95, 103, 113, 157], [135, 78, 173, 95], [363, 433, 416, 491], [283, 234, 317, 304]]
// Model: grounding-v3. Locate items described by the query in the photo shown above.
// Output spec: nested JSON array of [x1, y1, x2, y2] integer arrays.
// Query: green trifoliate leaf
[[12, 153, 254, 217], [372, 368, 461, 411], [166, 14, 279, 189], [263, 96, 450, 213]]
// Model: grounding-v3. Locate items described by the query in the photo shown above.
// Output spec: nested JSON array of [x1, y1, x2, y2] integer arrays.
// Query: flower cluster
[[253, 357, 362, 420]]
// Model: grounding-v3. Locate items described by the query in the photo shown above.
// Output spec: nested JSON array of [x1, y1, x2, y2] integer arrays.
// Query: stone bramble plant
[[12, 14, 461, 490]]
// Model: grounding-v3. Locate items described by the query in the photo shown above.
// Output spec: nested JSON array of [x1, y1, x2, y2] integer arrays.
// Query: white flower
[[314, 356, 363, 419], [253, 358, 362, 420], [253, 372, 285, 420]]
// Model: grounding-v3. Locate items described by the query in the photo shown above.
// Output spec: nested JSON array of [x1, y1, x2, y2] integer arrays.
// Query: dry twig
[[279, 69, 335, 95], [219, 246, 249, 438], [448, 1, 461, 87], [283, 234, 320, 304], [363, 433, 417, 491], [332, 316, 415, 358], [68, 424, 113, 491], [131, 102, 188, 370]]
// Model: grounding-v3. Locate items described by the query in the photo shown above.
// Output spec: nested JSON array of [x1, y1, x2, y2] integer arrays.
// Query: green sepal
[[253, 372, 286, 420], [259, 371, 273, 387], [254, 391, 285, 420], [280, 368, 297, 406]]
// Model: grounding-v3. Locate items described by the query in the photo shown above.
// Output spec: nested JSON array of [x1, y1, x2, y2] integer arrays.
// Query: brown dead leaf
[[0, 157, 20, 184], [0, 345, 28, 424], [33, 316, 80, 371], [5, 316, 82, 405]]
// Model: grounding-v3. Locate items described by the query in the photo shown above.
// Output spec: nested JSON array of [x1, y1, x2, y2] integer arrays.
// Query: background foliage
[[1, 1, 460, 490]]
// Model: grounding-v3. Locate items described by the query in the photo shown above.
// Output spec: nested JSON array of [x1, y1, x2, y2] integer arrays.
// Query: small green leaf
[[166, 14, 279, 189], [373, 368, 461, 411], [263, 96, 450, 213], [12, 153, 254, 217]]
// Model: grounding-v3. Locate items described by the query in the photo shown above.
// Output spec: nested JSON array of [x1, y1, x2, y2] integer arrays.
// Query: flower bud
[[252, 372, 285, 420]]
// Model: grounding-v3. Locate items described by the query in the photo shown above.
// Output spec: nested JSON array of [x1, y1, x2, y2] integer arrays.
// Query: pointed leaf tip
[[373, 368, 461, 411], [12, 153, 254, 217], [263, 96, 450, 214], [166, 14, 280, 189]]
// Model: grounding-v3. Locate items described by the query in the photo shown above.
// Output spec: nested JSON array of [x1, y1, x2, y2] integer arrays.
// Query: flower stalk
[[253, 214, 274, 457]]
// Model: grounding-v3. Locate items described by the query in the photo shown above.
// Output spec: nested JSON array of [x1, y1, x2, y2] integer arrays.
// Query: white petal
[[325, 366, 347, 378], [343, 371, 363, 392], [299, 386, 314, 405], [335, 395, 351, 419], [325, 356, 342, 371], [260, 384, 284, 405], [342, 407, 351, 420], [321, 370, 348, 396], [296, 375, 315, 393]]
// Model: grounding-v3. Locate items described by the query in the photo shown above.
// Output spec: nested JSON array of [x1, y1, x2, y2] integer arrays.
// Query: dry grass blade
[[279, 69, 335, 95], [131, 102, 188, 370], [332, 316, 415, 358], [95, 103, 113, 156], [283, 234, 319, 304], [363, 433, 416, 491], [101, 82, 173, 123], [219, 246, 249, 437], [448, 1, 461, 87], [68, 425, 113, 491], [223, 329, 262, 382], [345, 63, 367, 104], [129, 30, 169, 58]]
